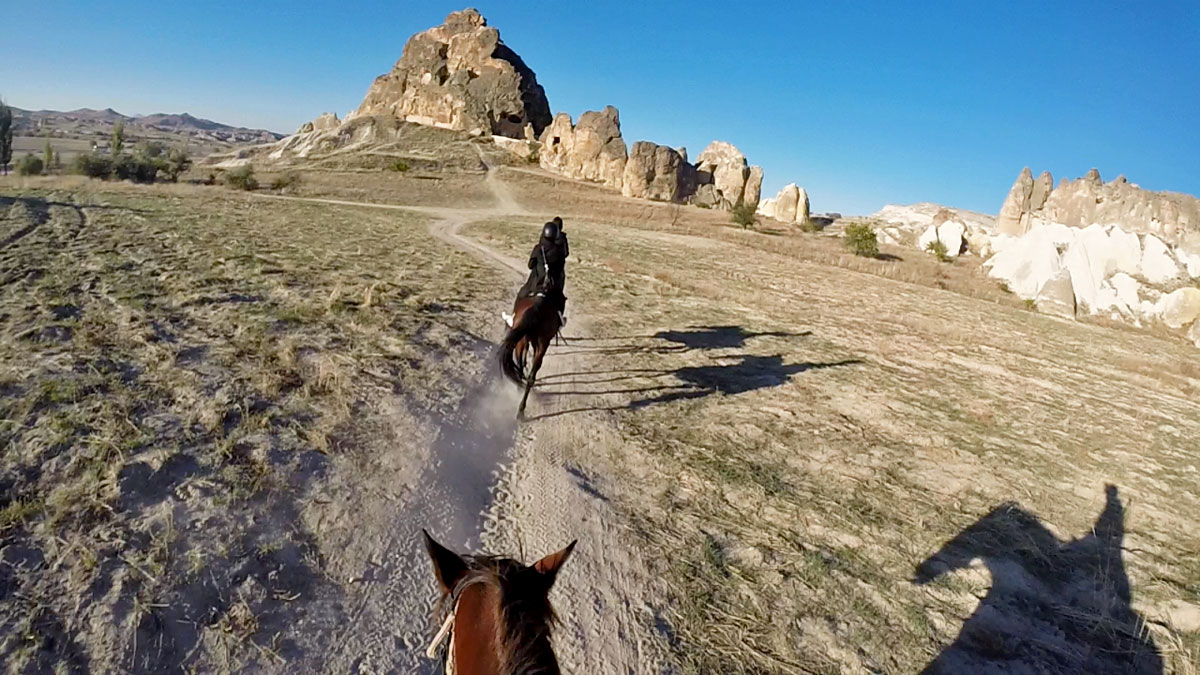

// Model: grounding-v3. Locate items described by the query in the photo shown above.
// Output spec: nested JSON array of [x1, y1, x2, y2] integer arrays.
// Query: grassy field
[[0, 179, 507, 672], [1, 165, 1198, 673], [467, 212, 1200, 674]]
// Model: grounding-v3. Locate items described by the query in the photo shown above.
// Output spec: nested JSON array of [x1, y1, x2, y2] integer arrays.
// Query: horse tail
[[497, 297, 546, 386]]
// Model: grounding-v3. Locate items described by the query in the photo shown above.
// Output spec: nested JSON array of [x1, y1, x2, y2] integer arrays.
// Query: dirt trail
[[268, 164, 670, 672]]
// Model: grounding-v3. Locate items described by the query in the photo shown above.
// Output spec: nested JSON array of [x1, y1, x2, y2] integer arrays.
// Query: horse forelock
[[447, 555, 560, 675]]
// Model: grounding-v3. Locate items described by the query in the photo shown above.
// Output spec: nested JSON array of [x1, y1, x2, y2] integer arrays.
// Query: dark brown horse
[[497, 294, 563, 419], [422, 529, 576, 675]]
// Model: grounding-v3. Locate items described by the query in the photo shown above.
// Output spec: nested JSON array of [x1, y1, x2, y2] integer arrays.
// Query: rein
[[428, 577, 487, 675]]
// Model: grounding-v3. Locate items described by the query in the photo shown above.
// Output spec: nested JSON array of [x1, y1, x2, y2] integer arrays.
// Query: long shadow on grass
[[913, 484, 1161, 675], [523, 355, 861, 421], [555, 325, 810, 357]]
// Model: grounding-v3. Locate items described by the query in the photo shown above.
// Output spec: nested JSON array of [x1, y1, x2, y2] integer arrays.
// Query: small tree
[[0, 102, 12, 176], [43, 139, 55, 174], [111, 120, 125, 156], [162, 148, 191, 182], [843, 223, 880, 258], [731, 202, 756, 229], [15, 153, 44, 176], [925, 239, 951, 263]]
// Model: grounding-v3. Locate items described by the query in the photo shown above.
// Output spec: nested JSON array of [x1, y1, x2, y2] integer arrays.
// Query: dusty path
[[263, 164, 671, 672]]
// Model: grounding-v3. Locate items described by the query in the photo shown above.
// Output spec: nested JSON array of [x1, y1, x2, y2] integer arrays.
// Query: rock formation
[[996, 166, 1200, 243], [538, 106, 627, 189], [918, 209, 967, 257], [692, 141, 763, 210], [298, 112, 340, 134], [622, 142, 688, 202], [761, 183, 809, 224], [352, 9, 551, 138]]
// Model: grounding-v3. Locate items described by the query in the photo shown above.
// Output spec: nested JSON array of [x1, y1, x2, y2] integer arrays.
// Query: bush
[[73, 152, 113, 179], [162, 148, 191, 183], [731, 203, 756, 228], [925, 239, 951, 262], [15, 153, 43, 176], [799, 217, 822, 233], [112, 154, 159, 183], [269, 172, 301, 191], [224, 164, 258, 191], [843, 223, 879, 258], [386, 159, 410, 173]]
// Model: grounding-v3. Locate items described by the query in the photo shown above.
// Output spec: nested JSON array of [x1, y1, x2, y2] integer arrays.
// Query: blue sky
[[4, 1, 1198, 215]]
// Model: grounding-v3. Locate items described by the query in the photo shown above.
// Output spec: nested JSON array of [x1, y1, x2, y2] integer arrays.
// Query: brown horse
[[422, 529, 576, 675], [497, 294, 562, 419]]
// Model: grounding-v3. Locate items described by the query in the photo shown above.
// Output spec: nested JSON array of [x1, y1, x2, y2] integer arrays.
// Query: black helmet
[[542, 221, 560, 240]]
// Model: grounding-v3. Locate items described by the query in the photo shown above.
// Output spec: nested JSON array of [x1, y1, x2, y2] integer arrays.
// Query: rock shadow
[[913, 484, 1161, 675]]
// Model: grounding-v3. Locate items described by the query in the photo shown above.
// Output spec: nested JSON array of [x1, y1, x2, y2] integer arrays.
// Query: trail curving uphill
[[268, 163, 672, 673]]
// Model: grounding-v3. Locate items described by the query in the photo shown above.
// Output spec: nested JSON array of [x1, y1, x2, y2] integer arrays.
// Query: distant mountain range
[[10, 106, 285, 145]]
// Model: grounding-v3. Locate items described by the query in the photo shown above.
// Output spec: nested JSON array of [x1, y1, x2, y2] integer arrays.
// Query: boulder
[[538, 106, 627, 189], [622, 141, 686, 202], [771, 184, 807, 224], [1140, 234, 1181, 284], [352, 9, 552, 138], [1108, 226, 1142, 276], [996, 167, 1035, 236], [1036, 269, 1076, 319], [1159, 287, 1200, 329], [756, 198, 777, 219], [919, 209, 967, 256], [1190, 320, 1200, 348], [693, 141, 761, 209], [297, 112, 340, 134], [744, 167, 764, 209]]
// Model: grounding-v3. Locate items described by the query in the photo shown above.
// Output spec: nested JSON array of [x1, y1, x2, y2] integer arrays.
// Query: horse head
[[913, 500, 1061, 585], [423, 530, 576, 675]]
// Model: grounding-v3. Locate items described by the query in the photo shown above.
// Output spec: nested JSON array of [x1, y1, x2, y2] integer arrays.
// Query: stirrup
[[558, 311, 567, 326]]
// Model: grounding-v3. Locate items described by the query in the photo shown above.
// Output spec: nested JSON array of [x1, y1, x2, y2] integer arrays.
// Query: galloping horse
[[423, 529, 576, 675], [497, 293, 562, 420]]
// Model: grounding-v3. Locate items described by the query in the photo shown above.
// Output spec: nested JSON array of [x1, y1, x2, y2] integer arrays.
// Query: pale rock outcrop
[[873, 203, 997, 255], [1159, 287, 1200, 329], [1190, 321, 1200, 347], [984, 226, 1066, 298], [693, 141, 762, 209], [622, 141, 686, 202], [756, 198, 777, 219], [768, 184, 808, 224], [1140, 234, 1181, 284], [538, 106, 627, 189], [352, 9, 551, 138], [1000, 166, 1200, 244], [1036, 269, 1076, 319], [918, 209, 967, 257], [996, 167, 1035, 236], [744, 167, 763, 209], [297, 112, 340, 134]]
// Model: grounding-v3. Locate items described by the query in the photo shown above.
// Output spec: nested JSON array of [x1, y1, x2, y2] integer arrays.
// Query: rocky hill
[[11, 106, 283, 145]]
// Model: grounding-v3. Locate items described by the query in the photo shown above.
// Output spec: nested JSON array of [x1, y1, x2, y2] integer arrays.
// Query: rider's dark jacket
[[521, 229, 569, 299]]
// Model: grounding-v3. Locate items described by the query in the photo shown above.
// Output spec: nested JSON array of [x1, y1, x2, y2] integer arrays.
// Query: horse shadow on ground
[[914, 484, 1161, 675], [557, 325, 810, 357], [627, 354, 861, 407]]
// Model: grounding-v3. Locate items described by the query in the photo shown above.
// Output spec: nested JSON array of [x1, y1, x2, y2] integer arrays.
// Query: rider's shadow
[[628, 354, 861, 408], [652, 325, 810, 351], [913, 484, 1162, 675]]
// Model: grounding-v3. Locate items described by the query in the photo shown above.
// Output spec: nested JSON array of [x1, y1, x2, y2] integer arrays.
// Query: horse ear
[[533, 540, 576, 581], [423, 529, 467, 592]]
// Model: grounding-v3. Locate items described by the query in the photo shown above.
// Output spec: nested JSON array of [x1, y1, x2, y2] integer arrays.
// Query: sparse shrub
[[843, 222, 879, 258], [1024, 298, 1038, 311], [386, 159, 410, 172], [135, 140, 168, 159], [111, 120, 125, 156], [731, 203, 756, 229], [162, 148, 191, 182], [43, 139, 55, 173], [73, 152, 113, 179], [925, 239, 951, 262], [799, 217, 821, 233], [15, 153, 44, 176], [997, 280, 1012, 294], [112, 153, 159, 183], [224, 164, 258, 190], [269, 171, 301, 191]]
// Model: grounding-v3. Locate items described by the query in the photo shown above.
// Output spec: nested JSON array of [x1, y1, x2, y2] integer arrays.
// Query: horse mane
[[441, 554, 560, 675]]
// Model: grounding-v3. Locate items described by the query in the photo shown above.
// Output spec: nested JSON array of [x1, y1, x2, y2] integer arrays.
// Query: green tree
[[16, 153, 44, 176], [43, 138, 54, 174], [843, 222, 880, 258], [731, 202, 757, 229], [0, 101, 12, 176], [111, 120, 125, 156]]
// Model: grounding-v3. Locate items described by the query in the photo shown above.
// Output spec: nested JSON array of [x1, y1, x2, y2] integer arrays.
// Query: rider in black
[[506, 217, 569, 326]]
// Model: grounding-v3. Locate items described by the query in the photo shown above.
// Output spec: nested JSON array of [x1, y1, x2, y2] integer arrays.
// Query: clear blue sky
[[4, 1, 1198, 215]]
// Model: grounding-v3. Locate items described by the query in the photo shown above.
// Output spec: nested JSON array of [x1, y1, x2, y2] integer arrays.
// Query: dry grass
[[467, 214, 1200, 673], [0, 177, 507, 672]]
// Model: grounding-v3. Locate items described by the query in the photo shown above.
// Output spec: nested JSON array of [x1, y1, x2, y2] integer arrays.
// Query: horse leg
[[518, 339, 548, 420]]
